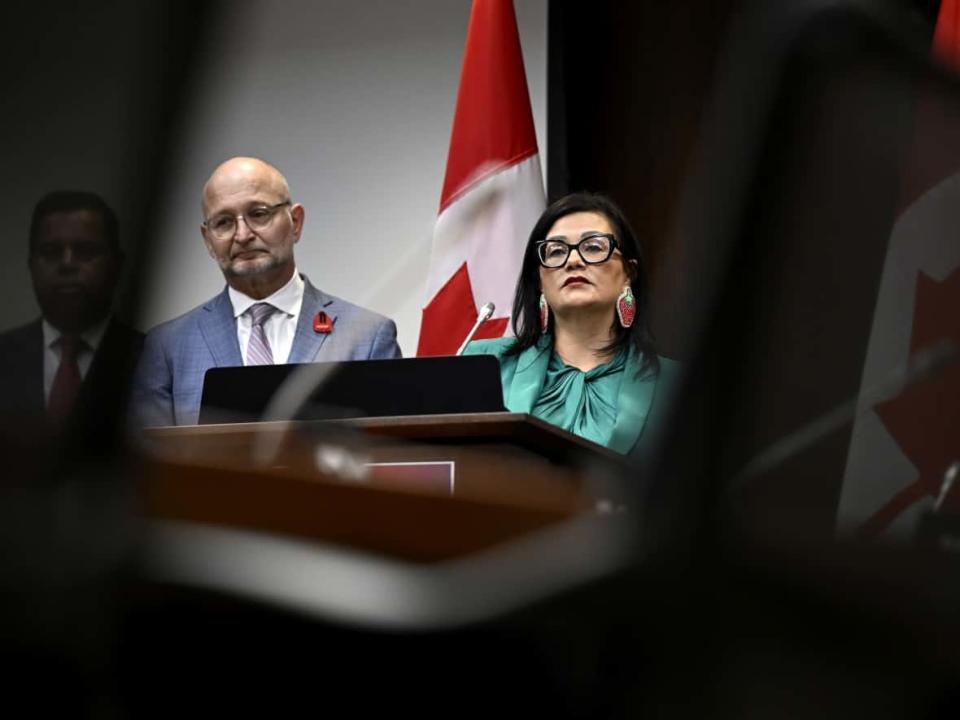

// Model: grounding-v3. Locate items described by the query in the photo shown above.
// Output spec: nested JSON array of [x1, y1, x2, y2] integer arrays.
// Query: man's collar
[[228, 269, 305, 318], [41, 316, 110, 351]]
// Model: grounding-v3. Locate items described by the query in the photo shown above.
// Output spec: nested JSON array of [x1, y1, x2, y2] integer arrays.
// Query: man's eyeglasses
[[535, 232, 619, 268], [203, 201, 292, 240]]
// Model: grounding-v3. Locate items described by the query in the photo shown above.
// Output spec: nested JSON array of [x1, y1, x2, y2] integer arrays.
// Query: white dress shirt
[[228, 270, 305, 365], [42, 317, 110, 406]]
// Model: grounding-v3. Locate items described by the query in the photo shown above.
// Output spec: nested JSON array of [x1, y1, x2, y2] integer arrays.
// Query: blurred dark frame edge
[[643, 0, 960, 556]]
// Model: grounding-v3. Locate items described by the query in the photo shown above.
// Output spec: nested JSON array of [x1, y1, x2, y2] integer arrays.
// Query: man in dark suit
[[131, 157, 401, 427], [0, 191, 143, 442]]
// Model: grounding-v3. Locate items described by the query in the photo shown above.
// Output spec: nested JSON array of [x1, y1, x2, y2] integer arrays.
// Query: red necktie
[[48, 335, 83, 424]]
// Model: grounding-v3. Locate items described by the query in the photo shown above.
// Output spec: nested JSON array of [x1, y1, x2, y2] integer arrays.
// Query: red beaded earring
[[617, 286, 636, 328]]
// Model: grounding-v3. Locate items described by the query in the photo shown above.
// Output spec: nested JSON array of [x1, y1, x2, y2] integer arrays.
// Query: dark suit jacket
[[0, 317, 144, 446]]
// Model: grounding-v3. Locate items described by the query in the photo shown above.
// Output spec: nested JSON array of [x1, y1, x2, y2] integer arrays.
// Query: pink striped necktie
[[246, 303, 277, 365]]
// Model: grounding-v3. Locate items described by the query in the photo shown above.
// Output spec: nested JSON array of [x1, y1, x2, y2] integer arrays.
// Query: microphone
[[456, 302, 496, 355]]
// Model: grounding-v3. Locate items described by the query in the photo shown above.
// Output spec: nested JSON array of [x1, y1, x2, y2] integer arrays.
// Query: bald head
[[199, 156, 305, 298], [201, 157, 291, 217]]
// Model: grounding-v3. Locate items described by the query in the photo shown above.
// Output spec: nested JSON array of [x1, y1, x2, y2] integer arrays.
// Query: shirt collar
[[228, 269, 305, 318], [41, 316, 110, 351]]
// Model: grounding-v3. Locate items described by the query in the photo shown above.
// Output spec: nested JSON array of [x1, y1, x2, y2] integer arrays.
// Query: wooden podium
[[138, 413, 630, 562]]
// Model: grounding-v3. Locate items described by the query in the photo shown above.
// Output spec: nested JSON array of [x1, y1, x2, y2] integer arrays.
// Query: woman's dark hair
[[507, 192, 659, 375]]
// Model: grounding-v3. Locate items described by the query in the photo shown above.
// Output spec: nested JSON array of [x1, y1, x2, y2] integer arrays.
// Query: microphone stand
[[456, 302, 496, 356]]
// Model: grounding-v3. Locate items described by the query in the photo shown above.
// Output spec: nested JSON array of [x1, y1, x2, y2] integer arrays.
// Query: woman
[[462, 193, 677, 455]]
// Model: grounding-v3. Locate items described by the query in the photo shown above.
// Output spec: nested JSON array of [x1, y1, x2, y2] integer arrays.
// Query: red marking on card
[[366, 462, 455, 495], [313, 311, 334, 333]]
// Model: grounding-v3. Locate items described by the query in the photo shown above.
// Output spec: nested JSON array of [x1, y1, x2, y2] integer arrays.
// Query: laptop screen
[[199, 355, 506, 424]]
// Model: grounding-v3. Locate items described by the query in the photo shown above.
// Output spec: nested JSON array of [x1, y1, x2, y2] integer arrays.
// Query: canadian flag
[[836, 0, 960, 538], [416, 0, 545, 356]]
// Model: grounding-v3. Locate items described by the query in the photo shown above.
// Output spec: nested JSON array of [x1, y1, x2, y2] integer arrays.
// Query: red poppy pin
[[313, 311, 334, 334]]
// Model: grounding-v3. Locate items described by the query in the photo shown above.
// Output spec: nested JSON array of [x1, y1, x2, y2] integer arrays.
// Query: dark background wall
[[0, 1, 212, 331]]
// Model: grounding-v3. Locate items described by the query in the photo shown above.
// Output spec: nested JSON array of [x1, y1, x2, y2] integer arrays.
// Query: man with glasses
[[0, 191, 143, 439], [131, 156, 401, 427]]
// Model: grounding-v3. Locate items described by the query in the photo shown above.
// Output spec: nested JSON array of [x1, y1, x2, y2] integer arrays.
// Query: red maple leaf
[[417, 263, 509, 356], [859, 268, 960, 537]]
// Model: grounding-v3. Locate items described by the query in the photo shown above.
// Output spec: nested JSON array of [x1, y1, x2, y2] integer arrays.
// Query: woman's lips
[[563, 276, 590, 287]]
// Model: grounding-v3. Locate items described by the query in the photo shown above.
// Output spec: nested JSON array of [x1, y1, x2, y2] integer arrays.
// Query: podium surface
[[139, 412, 630, 562]]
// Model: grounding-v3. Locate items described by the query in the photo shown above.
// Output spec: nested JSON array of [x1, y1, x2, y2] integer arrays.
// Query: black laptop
[[198, 355, 506, 424]]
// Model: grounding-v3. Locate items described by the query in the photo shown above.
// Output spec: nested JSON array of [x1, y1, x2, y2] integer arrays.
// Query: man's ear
[[290, 204, 305, 242]]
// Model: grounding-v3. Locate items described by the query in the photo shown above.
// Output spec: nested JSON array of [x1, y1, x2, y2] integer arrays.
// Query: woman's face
[[538, 211, 633, 323]]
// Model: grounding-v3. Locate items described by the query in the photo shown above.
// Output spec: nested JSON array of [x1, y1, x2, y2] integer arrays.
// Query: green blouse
[[462, 334, 677, 455], [533, 348, 627, 447]]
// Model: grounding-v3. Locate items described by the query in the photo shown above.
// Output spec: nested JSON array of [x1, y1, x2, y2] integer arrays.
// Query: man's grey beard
[[222, 254, 282, 277]]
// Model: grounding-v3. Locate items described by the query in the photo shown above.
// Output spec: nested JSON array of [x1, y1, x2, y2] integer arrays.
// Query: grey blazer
[[131, 277, 401, 426]]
